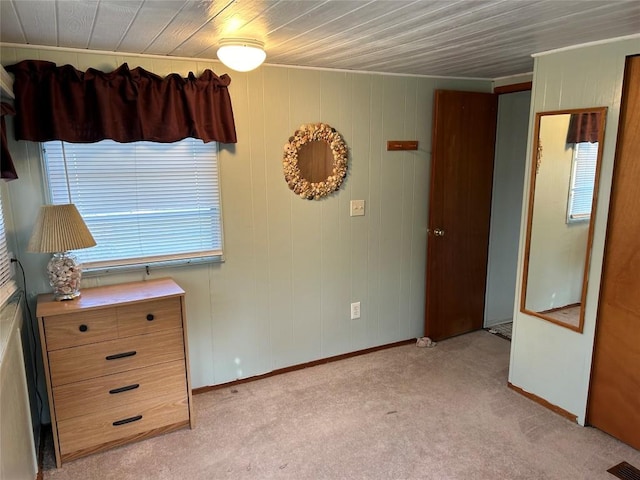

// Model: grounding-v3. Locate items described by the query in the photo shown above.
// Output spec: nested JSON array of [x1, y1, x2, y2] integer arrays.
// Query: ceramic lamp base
[[47, 252, 83, 301]]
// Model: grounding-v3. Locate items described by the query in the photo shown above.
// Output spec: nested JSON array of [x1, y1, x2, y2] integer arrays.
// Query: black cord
[[12, 258, 44, 423]]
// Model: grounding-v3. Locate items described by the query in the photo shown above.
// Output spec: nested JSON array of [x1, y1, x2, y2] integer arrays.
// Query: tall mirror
[[521, 107, 607, 332]]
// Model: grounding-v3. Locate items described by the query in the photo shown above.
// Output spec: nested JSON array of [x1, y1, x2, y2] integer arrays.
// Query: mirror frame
[[283, 123, 348, 200], [520, 107, 607, 332]]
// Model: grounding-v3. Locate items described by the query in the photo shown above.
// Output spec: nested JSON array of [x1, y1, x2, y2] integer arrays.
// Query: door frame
[[424, 82, 532, 341]]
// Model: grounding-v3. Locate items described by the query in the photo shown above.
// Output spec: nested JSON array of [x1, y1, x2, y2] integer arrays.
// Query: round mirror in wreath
[[283, 123, 348, 200]]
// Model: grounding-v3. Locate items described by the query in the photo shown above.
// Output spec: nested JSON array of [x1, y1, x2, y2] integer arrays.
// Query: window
[[42, 139, 223, 270], [0, 193, 18, 306], [567, 142, 599, 223]]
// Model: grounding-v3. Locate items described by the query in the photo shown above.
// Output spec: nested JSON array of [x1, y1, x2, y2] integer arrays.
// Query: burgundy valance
[[1, 102, 17, 180], [5, 60, 237, 144], [566, 112, 601, 144]]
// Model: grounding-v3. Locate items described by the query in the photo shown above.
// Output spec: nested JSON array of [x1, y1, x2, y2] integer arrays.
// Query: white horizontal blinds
[[568, 142, 599, 222], [0, 194, 18, 306], [43, 139, 222, 268]]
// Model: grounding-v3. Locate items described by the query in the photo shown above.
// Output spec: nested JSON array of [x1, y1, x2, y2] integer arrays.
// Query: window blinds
[[0, 194, 17, 306], [568, 142, 599, 222], [43, 139, 223, 269]]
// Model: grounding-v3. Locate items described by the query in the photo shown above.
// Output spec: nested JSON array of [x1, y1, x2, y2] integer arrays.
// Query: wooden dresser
[[36, 278, 194, 467]]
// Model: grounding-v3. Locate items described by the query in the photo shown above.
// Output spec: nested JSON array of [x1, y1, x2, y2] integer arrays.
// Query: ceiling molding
[[0, 42, 493, 81], [532, 33, 640, 58]]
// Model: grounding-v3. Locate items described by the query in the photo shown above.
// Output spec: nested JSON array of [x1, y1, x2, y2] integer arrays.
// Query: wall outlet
[[8, 252, 16, 277], [350, 302, 361, 320]]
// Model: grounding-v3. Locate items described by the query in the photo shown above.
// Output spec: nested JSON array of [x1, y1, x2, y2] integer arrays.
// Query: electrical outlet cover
[[350, 302, 361, 319]]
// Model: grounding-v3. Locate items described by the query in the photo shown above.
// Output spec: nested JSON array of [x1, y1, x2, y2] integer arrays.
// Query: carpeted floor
[[542, 306, 581, 329], [42, 330, 639, 479]]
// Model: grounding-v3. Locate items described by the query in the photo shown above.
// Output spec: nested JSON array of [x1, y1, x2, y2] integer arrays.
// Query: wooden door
[[425, 90, 498, 341], [588, 55, 640, 449]]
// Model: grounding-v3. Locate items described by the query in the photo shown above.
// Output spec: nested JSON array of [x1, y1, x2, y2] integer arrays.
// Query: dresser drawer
[[44, 309, 117, 351], [57, 394, 189, 456], [53, 360, 187, 421], [48, 329, 185, 387], [117, 297, 182, 338]]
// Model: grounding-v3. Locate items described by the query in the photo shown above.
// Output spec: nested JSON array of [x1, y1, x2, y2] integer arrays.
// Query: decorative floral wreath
[[283, 123, 348, 200]]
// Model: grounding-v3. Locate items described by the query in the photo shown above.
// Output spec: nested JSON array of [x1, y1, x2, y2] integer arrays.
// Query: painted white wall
[[525, 114, 588, 312], [0, 298, 38, 480], [509, 36, 640, 425], [0, 46, 492, 400], [484, 90, 530, 327]]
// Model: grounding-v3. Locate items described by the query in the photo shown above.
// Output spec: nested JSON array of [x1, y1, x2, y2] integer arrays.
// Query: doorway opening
[[483, 88, 532, 339]]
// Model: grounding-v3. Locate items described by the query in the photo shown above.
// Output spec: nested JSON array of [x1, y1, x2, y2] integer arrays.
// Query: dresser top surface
[[36, 278, 184, 317]]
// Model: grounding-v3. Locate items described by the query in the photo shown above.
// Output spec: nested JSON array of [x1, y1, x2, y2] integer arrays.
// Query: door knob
[[433, 228, 445, 237]]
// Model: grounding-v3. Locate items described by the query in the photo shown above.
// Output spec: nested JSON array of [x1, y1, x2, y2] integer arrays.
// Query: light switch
[[350, 200, 365, 217]]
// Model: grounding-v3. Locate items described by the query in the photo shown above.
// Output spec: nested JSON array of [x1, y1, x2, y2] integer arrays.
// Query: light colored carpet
[[43, 330, 639, 479], [542, 306, 581, 329]]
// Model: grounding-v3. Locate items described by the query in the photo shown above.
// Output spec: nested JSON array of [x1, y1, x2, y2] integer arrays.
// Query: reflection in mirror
[[298, 140, 333, 183], [521, 107, 607, 332]]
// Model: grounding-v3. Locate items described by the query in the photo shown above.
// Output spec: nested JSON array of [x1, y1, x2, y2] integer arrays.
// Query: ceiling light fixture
[[216, 38, 266, 72]]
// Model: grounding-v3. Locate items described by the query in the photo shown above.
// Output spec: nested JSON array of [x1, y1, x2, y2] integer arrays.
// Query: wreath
[[283, 123, 348, 200]]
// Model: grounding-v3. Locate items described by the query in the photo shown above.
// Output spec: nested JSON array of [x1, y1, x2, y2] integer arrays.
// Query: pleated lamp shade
[[27, 204, 96, 253]]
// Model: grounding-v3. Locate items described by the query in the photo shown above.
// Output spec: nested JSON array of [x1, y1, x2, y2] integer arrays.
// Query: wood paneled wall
[[1, 45, 491, 392], [509, 37, 640, 424]]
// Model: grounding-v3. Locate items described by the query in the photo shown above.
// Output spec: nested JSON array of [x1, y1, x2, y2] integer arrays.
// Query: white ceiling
[[1, 0, 639, 79]]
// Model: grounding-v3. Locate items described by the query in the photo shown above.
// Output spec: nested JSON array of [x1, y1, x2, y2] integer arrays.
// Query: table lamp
[[27, 204, 96, 301]]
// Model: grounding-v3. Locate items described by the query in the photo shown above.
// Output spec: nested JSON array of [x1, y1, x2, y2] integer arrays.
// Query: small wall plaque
[[387, 141, 418, 151]]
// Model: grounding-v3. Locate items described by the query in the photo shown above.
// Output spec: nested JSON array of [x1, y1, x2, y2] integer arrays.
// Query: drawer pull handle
[[105, 351, 137, 361], [109, 384, 140, 395], [112, 415, 142, 426], [79, 324, 88, 332], [146, 314, 155, 321]]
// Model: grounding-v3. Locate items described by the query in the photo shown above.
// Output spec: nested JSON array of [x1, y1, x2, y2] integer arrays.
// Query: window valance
[[566, 112, 601, 144], [5, 60, 237, 144]]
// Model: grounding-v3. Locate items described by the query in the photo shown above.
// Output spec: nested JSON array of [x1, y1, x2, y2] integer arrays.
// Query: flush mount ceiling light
[[216, 38, 266, 72]]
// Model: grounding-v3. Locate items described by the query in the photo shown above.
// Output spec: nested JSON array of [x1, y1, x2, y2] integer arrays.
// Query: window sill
[[82, 255, 224, 277]]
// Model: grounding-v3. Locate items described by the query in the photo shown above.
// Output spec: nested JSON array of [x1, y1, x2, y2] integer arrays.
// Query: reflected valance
[[5, 60, 237, 144], [566, 112, 601, 144]]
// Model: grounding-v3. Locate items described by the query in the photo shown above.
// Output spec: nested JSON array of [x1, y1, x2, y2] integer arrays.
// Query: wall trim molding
[[494, 81, 532, 95], [508, 382, 578, 423], [193, 339, 416, 395], [532, 33, 640, 58], [493, 71, 533, 83], [0, 42, 220, 65], [0, 42, 492, 81]]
